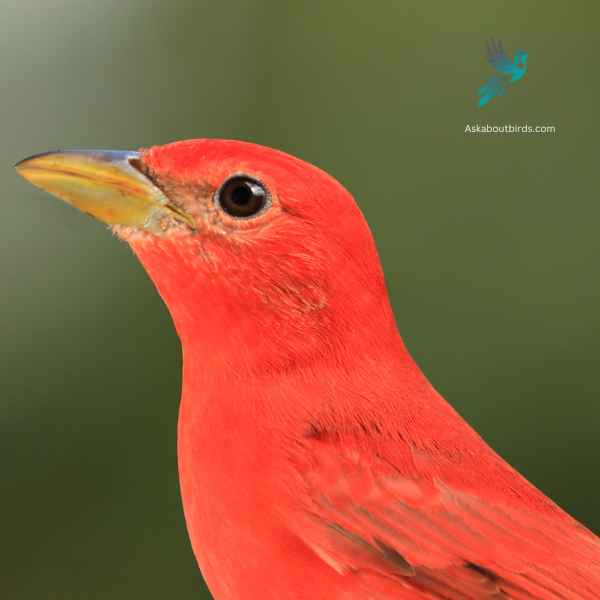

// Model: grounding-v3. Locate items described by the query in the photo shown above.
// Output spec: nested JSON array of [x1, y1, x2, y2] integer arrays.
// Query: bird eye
[[215, 175, 269, 219]]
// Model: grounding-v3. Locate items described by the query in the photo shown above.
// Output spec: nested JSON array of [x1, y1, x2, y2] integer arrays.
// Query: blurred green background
[[3, 1, 599, 598]]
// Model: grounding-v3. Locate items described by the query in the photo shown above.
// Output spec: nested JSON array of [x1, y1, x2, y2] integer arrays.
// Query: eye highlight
[[215, 175, 270, 219]]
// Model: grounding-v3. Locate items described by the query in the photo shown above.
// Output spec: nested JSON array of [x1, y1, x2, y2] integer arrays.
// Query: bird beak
[[15, 149, 195, 233]]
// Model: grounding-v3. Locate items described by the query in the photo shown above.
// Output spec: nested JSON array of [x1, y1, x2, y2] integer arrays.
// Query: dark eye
[[215, 175, 269, 219]]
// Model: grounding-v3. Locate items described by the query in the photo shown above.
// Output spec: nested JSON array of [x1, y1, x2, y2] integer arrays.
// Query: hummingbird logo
[[477, 39, 528, 108]]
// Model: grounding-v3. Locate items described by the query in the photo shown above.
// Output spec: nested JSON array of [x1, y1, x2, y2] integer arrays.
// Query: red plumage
[[77, 140, 600, 598]]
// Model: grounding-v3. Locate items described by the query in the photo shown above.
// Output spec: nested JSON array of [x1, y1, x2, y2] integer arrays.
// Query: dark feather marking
[[465, 561, 499, 582], [326, 523, 415, 576], [373, 538, 415, 574], [327, 522, 373, 548], [303, 422, 324, 439]]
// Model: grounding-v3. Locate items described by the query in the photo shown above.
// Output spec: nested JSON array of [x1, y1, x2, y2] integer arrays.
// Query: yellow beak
[[15, 149, 194, 233]]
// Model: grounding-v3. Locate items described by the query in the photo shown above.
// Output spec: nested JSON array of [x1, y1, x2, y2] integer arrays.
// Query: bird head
[[16, 139, 399, 374], [514, 50, 528, 67]]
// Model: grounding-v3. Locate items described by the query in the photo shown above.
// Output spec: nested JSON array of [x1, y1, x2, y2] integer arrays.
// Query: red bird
[[17, 140, 600, 599]]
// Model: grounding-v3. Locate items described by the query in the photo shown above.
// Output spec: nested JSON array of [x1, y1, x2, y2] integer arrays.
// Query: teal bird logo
[[477, 39, 528, 108]]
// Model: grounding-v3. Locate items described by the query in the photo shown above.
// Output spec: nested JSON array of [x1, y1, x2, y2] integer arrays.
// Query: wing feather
[[288, 439, 600, 599], [487, 38, 516, 74]]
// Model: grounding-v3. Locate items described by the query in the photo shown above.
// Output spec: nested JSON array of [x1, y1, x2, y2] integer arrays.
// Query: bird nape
[[16, 139, 600, 600]]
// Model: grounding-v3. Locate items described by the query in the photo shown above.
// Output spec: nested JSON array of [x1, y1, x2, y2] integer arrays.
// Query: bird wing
[[288, 438, 600, 599], [486, 39, 516, 74]]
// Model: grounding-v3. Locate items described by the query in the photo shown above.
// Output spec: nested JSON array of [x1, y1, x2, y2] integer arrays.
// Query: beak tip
[[15, 157, 29, 171], [15, 151, 60, 172]]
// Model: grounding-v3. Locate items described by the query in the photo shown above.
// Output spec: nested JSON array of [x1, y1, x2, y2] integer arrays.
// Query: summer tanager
[[16, 140, 600, 599]]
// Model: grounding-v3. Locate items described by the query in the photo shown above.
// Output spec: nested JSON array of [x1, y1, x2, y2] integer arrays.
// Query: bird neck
[[129, 235, 408, 382]]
